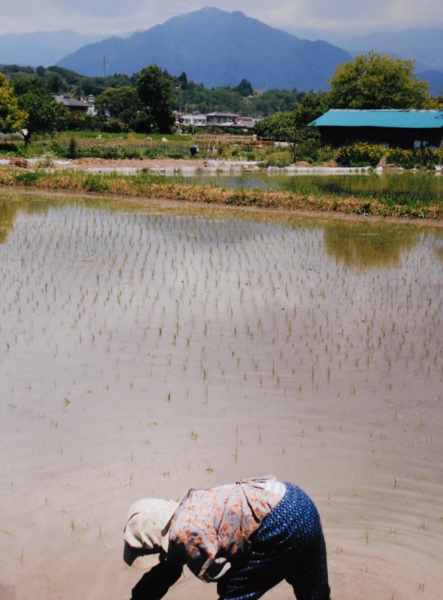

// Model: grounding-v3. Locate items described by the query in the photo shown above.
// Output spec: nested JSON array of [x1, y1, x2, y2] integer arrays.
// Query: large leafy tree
[[0, 73, 28, 133], [328, 51, 435, 109], [253, 92, 328, 140], [13, 77, 67, 143], [253, 110, 320, 162], [254, 111, 297, 140], [293, 92, 329, 128], [136, 65, 175, 133], [95, 86, 141, 129]]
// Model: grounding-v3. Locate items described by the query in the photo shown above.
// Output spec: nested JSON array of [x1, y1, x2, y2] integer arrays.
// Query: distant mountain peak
[[56, 8, 351, 91]]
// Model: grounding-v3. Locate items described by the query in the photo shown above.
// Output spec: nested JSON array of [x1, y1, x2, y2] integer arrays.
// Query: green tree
[[13, 77, 67, 144], [328, 51, 435, 109], [49, 74, 62, 94], [95, 86, 141, 129], [248, 88, 302, 117], [233, 78, 253, 97], [294, 92, 329, 127], [177, 72, 188, 88], [136, 65, 175, 133], [253, 110, 320, 162], [254, 111, 297, 140], [0, 73, 28, 133]]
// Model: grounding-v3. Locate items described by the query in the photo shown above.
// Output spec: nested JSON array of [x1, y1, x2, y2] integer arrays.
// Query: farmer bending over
[[123, 475, 331, 600]]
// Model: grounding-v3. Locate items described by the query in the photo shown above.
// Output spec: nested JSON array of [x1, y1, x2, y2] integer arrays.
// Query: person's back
[[124, 476, 331, 600]]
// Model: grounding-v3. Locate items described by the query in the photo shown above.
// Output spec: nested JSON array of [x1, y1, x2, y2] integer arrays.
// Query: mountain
[[419, 71, 443, 96], [0, 31, 114, 67], [287, 27, 443, 73], [56, 8, 353, 91]]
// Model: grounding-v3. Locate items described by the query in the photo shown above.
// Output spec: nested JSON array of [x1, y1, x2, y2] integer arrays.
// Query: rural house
[[179, 113, 207, 127], [310, 109, 443, 149], [206, 112, 239, 126], [52, 94, 91, 114]]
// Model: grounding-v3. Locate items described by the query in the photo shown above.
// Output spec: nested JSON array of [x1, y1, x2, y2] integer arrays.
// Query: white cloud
[[385, 0, 443, 29], [0, 0, 442, 35]]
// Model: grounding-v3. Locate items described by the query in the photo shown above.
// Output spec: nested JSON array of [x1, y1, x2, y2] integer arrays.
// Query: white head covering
[[123, 498, 179, 570]]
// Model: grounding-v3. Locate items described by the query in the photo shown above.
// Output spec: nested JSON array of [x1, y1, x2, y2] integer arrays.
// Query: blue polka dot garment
[[216, 483, 330, 600]]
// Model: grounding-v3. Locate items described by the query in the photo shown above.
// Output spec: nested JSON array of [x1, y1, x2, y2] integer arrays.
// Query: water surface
[[1, 195, 442, 600]]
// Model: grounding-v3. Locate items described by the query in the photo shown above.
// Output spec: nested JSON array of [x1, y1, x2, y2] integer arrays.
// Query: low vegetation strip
[[1, 168, 443, 219]]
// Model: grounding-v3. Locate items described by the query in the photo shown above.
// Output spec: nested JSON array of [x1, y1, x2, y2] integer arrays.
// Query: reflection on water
[[434, 239, 443, 262], [1, 195, 443, 600], [175, 171, 443, 201], [181, 173, 274, 191], [0, 198, 19, 244], [323, 220, 421, 268]]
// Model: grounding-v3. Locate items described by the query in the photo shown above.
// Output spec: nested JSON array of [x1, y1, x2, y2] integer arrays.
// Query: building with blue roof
[[310, 109, 443, 149]]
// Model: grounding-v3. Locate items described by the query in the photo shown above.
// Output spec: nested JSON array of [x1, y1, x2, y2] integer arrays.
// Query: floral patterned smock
[[168, 476, 284, 583]]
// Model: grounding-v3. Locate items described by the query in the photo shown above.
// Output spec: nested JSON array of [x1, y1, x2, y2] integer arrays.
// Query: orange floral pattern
[[169, 477, 282, 582]]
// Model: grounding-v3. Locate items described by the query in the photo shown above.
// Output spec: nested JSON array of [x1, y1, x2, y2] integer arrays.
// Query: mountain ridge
[[287, 27, 443, 73], [56, 7, 353, 92]]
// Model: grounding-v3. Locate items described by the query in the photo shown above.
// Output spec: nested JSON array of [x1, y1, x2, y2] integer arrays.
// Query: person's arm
[[130, 560, 183, 600]]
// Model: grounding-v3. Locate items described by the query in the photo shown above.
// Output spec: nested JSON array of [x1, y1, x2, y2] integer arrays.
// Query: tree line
[[1, 63, 306, 117], [0, 65, 182, 142], [254, 51, 438, 156], [1, 51, 439, 144]]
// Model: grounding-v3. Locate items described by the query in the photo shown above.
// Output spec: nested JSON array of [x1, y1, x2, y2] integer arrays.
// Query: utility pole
[[103, 56, 107, 78], [175, 83, 182, 115]]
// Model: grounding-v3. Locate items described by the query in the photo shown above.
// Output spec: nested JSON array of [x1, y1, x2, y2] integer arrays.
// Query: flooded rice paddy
[[1, 194, 443, 600]]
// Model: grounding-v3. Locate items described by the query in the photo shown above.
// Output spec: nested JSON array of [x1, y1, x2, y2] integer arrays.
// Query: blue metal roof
[[310, 110, 443, 129]]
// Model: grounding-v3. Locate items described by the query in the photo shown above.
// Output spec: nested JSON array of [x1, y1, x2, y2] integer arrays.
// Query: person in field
[[123, 476, 331, 600]]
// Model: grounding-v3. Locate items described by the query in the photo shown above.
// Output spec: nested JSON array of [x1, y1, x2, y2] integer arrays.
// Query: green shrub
[[386, 148, 442, 169], [336, 143, 386, 167], [0, 143, 19, 154], [261, 149, 292, 168], [336, 143, 443, 168], [102, 119, 124, 134], [13, 171, 42, 185], [68, 137, 78, 159]]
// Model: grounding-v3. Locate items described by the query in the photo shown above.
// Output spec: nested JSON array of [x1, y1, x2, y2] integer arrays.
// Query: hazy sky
[[1, 0, 442, 36]]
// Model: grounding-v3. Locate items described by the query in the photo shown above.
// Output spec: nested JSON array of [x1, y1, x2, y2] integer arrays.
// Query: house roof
[[311, 109, 443, 129], [53, 94, 89, 110], [206, 112, 239, 117]]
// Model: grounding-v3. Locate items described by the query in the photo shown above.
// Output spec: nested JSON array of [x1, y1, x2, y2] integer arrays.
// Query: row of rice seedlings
[[2, 204, 442, 599], [2, 208, 442, 412]]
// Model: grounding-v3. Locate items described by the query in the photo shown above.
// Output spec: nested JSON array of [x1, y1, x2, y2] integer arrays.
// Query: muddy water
[[1, 196, 443, 600]]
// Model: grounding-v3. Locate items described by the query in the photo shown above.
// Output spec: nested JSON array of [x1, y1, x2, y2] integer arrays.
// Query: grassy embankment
[[0, 131, 286, 163], [1, 168, 443, 219], [2, 132, 443, 167], [0, 132, 195, 160]]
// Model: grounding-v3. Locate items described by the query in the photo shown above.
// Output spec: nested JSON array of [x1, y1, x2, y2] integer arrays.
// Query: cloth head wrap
[[123, 498, 179, 570]]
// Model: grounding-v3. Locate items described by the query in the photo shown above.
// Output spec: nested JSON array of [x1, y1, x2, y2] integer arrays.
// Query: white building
[[179, 114, 207, 127]]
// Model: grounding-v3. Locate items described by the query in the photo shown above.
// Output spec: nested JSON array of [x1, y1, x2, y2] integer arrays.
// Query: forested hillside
[[0, 64, 308, 117]]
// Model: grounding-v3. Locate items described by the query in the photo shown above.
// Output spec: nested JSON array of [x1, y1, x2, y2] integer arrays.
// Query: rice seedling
[[1, 195, 443, 599]]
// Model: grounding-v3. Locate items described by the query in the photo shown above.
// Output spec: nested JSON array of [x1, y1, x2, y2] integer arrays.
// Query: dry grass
[[1, 168, 443, 220]]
